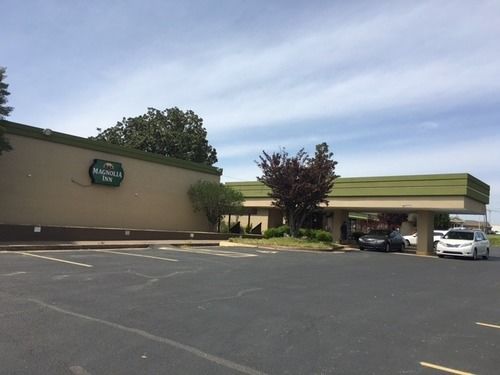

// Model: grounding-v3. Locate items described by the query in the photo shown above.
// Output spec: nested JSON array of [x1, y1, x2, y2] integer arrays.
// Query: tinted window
[[475, 232, 484, 241], [368, 230, 391, 236], [433, 232, 445, 237], [444, 231, 474, 240]]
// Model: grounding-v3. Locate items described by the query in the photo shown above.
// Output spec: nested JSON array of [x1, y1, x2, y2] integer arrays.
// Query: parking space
[[1, 246, 499, 374]]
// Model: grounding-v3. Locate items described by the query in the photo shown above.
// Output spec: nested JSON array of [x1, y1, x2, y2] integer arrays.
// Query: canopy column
[[416, 211, 434, 255], [332, 209, 349, 243]]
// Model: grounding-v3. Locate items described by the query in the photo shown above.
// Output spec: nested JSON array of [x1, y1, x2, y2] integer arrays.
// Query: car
[[358, 229, 405, 252], [403, 230, 448, 248], [435, 229, 490, 260]]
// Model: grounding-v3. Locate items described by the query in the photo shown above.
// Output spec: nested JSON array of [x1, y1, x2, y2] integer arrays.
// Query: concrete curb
[[0, 240, 222, 251], [220, 240, 357, 253]]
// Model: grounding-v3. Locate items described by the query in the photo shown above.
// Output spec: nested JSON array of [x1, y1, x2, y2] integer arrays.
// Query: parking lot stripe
[[28, 297, 267, 375], [95, 250, 178, 262], [420, 362, 475, 375], [476, 322, 500, 330], [157, 247, 258, 258], [19, 252, 93, 268], [392, 253, 437, 259]]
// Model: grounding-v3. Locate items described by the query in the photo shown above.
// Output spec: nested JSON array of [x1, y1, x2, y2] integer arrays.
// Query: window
[[444, 231, 474, 240]]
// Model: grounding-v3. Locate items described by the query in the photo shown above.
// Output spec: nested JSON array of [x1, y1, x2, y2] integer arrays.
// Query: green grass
[[228, 237, 343, 251], [488, 235, 500, 246]]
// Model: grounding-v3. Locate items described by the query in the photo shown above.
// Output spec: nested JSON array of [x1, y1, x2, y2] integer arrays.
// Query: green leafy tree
[[257, 143, 338, 237], [0, 66, 13, 155], [434, 213, 450, 229], [91, 107, 217, 165], [188, 181, 244, 231]]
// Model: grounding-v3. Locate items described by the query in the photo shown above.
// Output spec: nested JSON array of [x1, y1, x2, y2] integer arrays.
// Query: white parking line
[[392, 252, 437, 259], [476, 322, 500, 330], [420, 361, 475, 375], [2, 271, 27, 276], [28, 297, 267, 375], [94, 250, 178, 262], [157, 247, 257, 258], [19, 252, 93, 268], [420, 362, 475, 375]]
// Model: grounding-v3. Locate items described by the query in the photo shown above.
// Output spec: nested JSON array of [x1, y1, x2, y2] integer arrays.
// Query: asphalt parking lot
[[1, 246, 499, 375]]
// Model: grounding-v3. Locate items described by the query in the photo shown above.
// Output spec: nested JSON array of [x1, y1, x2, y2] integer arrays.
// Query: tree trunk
[[288, 212, 297, 237]]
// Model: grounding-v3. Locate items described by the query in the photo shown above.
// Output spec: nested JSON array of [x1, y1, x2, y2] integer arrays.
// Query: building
[[0, 120, 222, 241], [1, 120, 491, 252]]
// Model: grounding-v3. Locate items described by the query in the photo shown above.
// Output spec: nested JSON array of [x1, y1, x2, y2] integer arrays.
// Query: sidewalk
[[0, 240, 222, 251]]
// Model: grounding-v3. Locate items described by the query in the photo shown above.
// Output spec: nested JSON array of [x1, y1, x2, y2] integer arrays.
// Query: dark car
[[358, 229, 405, 252]]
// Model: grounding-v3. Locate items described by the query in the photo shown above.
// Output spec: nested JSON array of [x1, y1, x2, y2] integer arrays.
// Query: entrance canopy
[[228, 173, 490, 255], [227, 173, 490, 215]]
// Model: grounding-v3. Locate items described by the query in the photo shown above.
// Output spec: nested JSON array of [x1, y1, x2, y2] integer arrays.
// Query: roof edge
[[2, 120, 222, 176]]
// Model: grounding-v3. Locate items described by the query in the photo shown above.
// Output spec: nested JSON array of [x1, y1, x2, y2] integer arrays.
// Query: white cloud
[[38, 1, 500, 138]]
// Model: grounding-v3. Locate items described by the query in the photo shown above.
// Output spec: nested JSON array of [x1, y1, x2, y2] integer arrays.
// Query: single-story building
[[1, 120, 491, 254]]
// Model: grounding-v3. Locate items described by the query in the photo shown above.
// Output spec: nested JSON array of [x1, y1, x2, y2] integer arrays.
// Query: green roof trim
[[2, 120, 222, 176], [226, 173, 490, 204]]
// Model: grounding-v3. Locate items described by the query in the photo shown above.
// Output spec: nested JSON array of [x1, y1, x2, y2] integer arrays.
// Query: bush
[[264, 225, 290, 238], [298, 228, 314, 239], [313, 230, 333, 242], [264, 226, 332, 242], [219, 221, 229, 233]]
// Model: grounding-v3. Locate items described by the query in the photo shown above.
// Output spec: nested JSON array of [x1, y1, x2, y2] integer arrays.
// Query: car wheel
[[433, 241, 438, 250], [399, 242, 405, 252], [385, 243, 390, 252], [405, 239, 410, 247], [437, 254, 444, 258], [472, 249, 478, 260], [359, 246, 365, 251], [483, 249, 489, 260]]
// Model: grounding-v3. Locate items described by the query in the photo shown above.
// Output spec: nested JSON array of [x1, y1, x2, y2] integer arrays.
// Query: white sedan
[[436, 229, 490, 260], [403, 230, 448, 247]]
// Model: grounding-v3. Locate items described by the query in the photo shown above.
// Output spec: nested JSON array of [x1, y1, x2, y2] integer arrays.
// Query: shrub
[[264, 225, 290, 238], [313, 230, 333, 242], [264, 226, 332, 242], [298, 228, 314, 239], [219, 221, 229, 233]]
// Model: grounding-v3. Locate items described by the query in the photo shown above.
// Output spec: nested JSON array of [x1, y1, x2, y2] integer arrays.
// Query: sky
[[2, 0, 500, 223]]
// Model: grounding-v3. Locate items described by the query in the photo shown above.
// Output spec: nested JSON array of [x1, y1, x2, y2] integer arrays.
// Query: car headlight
[[459, 242, 473, 247]]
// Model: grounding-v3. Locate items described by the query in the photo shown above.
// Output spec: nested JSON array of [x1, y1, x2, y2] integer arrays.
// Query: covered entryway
[[227, 173, 490, 255]]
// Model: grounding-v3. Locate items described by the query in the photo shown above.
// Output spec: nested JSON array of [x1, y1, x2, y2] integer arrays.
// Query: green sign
[[89, 159, 124, 186]]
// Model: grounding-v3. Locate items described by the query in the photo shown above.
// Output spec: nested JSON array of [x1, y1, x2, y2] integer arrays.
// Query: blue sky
[[3, 0, 500, 223]]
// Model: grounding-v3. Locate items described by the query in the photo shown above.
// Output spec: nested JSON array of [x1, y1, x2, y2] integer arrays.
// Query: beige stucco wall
[[0, 134, 219, 231]]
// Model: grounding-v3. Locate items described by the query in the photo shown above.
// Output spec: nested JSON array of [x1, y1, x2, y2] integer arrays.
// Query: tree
[[188, 181, 244, 231], [257, 143, 338, 237], [0, 66, 13, 155], [91, 107, 217, 165], [434, 213, 450, 229]]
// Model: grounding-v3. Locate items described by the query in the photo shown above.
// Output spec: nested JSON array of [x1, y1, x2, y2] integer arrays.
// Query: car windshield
[[367, 230, 391, 236], [443, 231, 474, 240]]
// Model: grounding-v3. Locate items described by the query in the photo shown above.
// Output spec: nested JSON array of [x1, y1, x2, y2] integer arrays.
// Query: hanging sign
[[89, 159, 124, 186]]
